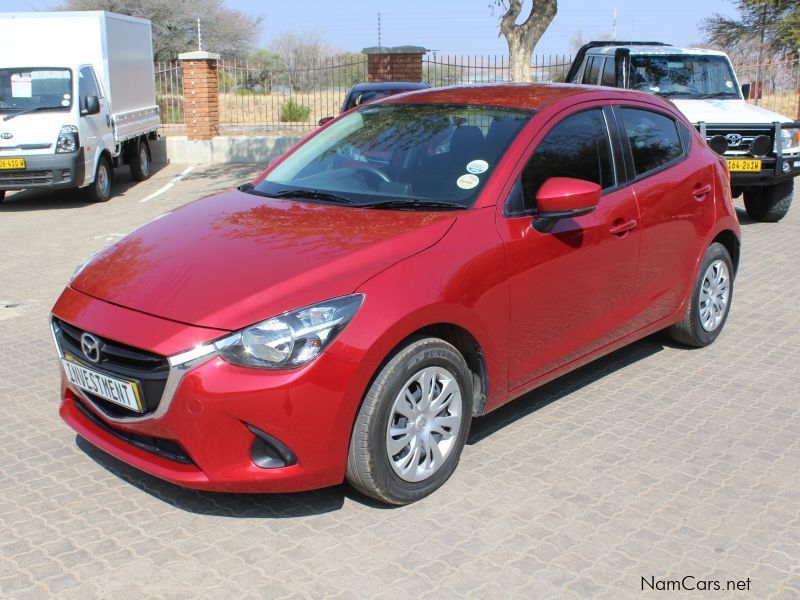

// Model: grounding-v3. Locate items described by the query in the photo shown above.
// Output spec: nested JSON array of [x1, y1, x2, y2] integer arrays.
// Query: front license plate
[[62, 355, 144, 412], [727, 159, 762, 172], [0, 158, 25, 170]]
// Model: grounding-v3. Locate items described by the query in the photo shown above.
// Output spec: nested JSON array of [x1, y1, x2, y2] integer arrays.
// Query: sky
[[8, 0, 739, 57]]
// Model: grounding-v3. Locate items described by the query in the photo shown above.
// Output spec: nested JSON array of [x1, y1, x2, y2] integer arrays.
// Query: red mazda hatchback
[[52, 84, 740, 505]]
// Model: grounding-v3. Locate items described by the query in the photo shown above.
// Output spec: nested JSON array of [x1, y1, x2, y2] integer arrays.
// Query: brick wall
[[179, 51, 221, 141], [363, 46, 426, 83]]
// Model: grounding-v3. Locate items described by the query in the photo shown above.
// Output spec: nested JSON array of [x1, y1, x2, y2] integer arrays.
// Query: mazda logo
[[725, 133, 743, 147], [80, 332, 102, 363], [0, 132, 12, 140]]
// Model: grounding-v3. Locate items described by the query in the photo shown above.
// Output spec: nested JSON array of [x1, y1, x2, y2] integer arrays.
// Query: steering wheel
[[351, 164, 391, 185]]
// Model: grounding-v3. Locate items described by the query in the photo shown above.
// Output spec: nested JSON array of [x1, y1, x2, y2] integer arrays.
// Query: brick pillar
[[178, 51, 221, 140], [362, 46, 426, 82]]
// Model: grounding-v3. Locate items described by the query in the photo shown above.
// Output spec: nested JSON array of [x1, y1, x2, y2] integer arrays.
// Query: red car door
[[496, 105, 642, 391], [613, 104, 718, 329]]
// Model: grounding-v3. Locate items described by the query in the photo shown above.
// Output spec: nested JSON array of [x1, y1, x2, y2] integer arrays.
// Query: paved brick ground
[[1, 165, 798, 599]]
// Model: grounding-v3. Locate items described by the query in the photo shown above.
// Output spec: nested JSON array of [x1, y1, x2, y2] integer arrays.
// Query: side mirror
[[318, 116, 333, 126], [533, 177, 600, 233], [82, 95, 100, 116], [740, 83, 751, 99]]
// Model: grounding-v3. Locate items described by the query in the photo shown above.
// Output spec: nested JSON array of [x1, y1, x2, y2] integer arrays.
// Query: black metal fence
[[154, 52, 800, 136]]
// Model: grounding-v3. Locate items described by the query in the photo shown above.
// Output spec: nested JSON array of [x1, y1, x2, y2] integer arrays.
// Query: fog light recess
[[246, 424, 297, 469]]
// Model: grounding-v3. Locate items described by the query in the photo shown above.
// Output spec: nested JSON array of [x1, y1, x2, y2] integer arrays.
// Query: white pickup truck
[[568, 42, 800, 222], [0, 11, 160, 203]]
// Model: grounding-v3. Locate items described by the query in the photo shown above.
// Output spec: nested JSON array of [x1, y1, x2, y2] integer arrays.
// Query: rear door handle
[[693, 183, 712, 200], [609, 219, 637, 236]]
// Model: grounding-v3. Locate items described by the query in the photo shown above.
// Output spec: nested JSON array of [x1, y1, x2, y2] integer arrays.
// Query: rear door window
[[582, 57, 601, 85], [601, 58, 617, 86], [620, 108, 684, 176]]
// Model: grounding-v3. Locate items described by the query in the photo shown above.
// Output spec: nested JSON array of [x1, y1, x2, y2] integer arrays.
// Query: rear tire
[[0, 190, 5, 203], [668, 242, 734, 348], [129, 138, 151, 181], [743, 180, 793, 222], [346, 337, 473, 505], [84, 155, 113, 203]]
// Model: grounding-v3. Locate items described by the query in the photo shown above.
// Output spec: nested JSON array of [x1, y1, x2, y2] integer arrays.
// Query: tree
[[270, 32, 330, 92], [494, 0, 558, 82], [55, 0, 263, 60], [702, 1, 799, 58]]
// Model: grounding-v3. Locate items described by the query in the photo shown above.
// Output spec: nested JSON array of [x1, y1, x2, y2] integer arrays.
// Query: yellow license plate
[[0, 158, 25, 170], [727, 159, 762, 172]]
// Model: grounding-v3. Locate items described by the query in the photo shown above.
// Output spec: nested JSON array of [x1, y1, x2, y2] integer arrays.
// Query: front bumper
[[0, 149, 84, 190], [53, 287, 376, 493], [729, 156, 800, 187]]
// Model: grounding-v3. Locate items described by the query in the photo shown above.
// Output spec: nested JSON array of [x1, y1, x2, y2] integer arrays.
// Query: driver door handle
[[609, 219, 638, 236]]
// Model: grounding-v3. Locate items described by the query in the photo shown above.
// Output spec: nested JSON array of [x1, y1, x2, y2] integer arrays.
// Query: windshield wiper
[[696, 92, 739, 99], [268, 188, 356, 204], [358, 199, 468, 211], [3, 105, 65, 121]]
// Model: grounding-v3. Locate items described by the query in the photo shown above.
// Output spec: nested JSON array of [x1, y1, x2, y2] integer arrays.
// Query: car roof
[[380, 82, 659, 111], [588, 44, 728, 58], [349, 81, 432, 92]]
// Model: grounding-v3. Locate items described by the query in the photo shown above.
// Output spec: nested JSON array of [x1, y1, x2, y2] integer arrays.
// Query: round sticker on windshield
[[466, 159, 489, 174], [725, 80, 733, 88], [61, 100, 70, 106], [63, 93, 71, 99], [457, 174, 480, 189]]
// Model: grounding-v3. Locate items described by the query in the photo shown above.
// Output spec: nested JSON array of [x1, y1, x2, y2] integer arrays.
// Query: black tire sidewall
[[93, 156, 113, 202], [360, 340, 473, 504], [131, 139, 151, 181], [687, 243, 734, 346]]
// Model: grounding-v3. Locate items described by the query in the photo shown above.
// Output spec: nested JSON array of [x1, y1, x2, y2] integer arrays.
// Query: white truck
[[568, 42, 800, 222], [0, 11, 160, 203]]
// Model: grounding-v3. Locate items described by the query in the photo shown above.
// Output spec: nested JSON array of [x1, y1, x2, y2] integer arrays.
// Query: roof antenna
[[612, 8, 617, 40], [197, 17, 202, 51], [378, 12, 382, 47]]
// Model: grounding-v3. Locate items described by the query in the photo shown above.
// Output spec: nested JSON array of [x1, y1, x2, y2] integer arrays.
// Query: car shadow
[[75, 331, 679, 517], [734, 206, 760, 226], [468, 333, 672, 445], [0, 164, 166, 211]]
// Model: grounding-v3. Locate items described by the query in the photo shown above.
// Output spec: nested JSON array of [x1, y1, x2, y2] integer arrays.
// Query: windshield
[[629, 55, 739, 99], [0, 68, 72, 113], [252, 103, 532, 209]]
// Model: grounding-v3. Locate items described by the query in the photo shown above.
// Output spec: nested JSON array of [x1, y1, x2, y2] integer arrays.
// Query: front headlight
[[56, 125, 79, 153], [778, 128, 800, 154], [214, 294, 364, 369]]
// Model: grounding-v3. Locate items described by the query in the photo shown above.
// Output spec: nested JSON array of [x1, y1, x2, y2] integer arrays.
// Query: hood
[[0, 111, 71, 156], [671, 99, 792, 125], [71, 190, 456, 331]]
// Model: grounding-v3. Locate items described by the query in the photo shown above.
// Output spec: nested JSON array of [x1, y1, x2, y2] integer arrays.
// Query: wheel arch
[[711, 229, 740, 276]]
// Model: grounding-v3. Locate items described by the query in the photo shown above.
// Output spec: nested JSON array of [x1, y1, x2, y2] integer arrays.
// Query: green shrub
[[234, 87, 254, 96], [280, 98, 311, 122]]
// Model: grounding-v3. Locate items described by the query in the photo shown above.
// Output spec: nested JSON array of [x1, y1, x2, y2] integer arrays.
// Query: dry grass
[[218, 90, 347, 135], [753, 92, 800, 120]]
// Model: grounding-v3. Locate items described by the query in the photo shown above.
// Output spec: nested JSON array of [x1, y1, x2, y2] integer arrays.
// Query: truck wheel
[[346, 337, 473, 505], [668, 242, 733, 348], [85, 155, 113, 203], [129, 138, 151, 181], [743, 180, 793, 222]]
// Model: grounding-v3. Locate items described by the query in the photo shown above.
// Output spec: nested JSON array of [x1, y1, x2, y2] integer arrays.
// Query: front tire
[[129, 138, 152, 181], [84, 155, 113, 202], [346, 337, 473, 505], [743, 180, 793, 222], [668, 242, 734, 347]]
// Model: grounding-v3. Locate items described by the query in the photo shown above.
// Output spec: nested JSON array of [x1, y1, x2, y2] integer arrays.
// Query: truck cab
[[567, 41, 800, 222], [0, 12, 161, 204]]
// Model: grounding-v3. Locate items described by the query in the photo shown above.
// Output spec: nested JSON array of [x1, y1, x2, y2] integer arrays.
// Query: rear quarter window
[[583, 57, 601, 85], [601, 58, 617, 86], [620, 108, 684, 176]]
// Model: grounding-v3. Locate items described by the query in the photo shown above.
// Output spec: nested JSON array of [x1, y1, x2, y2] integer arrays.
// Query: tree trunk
[[497, 0, 558, 83], [508, 38, 535, 82]]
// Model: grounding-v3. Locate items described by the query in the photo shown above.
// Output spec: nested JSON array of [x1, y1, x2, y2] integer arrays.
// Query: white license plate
[[62, 356, 143, 412]]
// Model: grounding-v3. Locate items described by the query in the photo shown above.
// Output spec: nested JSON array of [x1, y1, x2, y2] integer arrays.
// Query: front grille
[[54, 318, 170, 418], [702, 127, 774, 158], [74, 398, 193, 464], [0, 170, 53, 186]]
